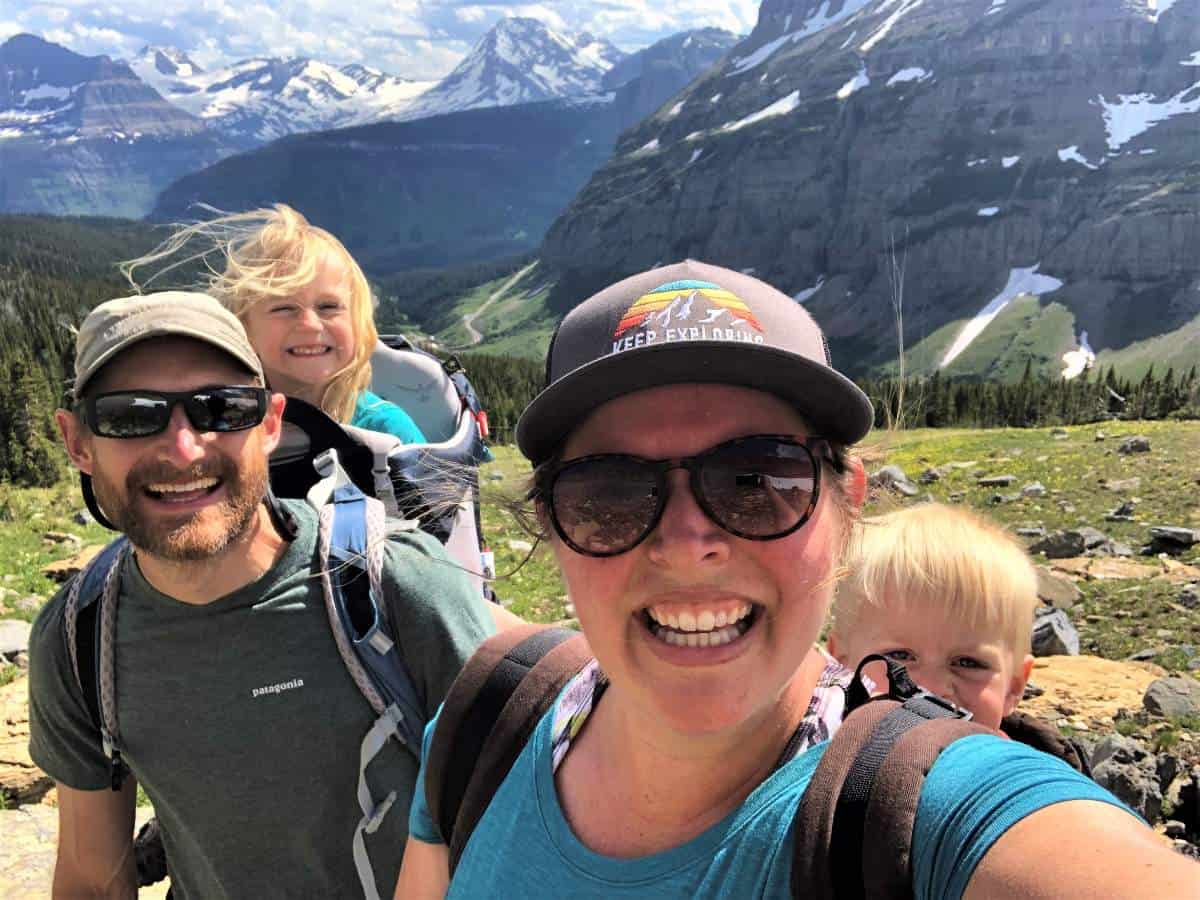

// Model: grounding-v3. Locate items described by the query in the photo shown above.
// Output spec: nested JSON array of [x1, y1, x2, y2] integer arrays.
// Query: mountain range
[[150, 28, 738, 270], [538, 0, 1200, 379], [0, 18, 660, 218]]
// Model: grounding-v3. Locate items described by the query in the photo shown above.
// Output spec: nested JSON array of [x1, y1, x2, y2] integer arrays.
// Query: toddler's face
[[242, 251, 356, 402], [829, 596, 1033, 730]]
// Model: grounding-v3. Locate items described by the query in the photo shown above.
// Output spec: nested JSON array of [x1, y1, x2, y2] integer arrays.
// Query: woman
[[397, 261, 1194, 897]]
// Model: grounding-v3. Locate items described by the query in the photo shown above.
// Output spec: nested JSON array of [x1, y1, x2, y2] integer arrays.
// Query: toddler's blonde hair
[[831, 503, 1038, 663], [122, 204, 376, 423]]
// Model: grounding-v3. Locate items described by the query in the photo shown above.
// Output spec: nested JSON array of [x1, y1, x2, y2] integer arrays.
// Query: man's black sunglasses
[[540, 435, 835, 557], [75, 386, 269, 439]]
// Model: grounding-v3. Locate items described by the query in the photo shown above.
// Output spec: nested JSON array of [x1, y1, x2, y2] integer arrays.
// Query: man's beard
[[91, 453, 269, 562]]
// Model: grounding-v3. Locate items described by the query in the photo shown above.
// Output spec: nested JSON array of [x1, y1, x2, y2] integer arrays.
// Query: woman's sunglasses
[[75, 386, 269, 439], [541, 435, 834, 557]]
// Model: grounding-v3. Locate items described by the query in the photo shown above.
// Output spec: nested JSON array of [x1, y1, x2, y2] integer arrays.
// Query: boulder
[[1144, 677, 1200, 718], [1021, 656, 1165, 726], [41, 545, 104, 583], [870, 465, 918, 496], [1035, 567, 1082, 610], [1076, 527, 1109, 549], [72, 509, 94, 526], [917, 467, 944, 484], [1031, 608, 1080, 656], [40, 532, 81, 547], [1149, 527, 1199, 548], [1091, 734, 1162, 822], [1016, 526, 1047, 538], [1030, 530, 1087, 559], [1020, 481, 1046, 497], [1180, 584, 1199, 611], [1117, 436, 1151, 454], [0, 676, 53, 807], [0, 621, 31, 661]]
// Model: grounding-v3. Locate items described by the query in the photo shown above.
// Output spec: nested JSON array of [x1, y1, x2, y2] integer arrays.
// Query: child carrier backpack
[[270, 336, 494, 599], [63, 451, 427, 900], [424, 627, 1094, 895]]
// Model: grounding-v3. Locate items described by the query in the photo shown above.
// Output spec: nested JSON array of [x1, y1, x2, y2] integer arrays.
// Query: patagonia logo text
[[251, 678, 305, 699]]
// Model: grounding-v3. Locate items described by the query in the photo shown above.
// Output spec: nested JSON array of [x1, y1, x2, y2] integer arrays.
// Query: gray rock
[[1094, 431, 1107, 442], [73, 509, 95, 526], [1016, 526, 1048, 538], [1029, 530, 1087, 559], [1165, 821, 1188, 839], [988, 492, 1020, 505], [0, 619, 32, 660], [1035, 567, 1082, 610], [1023, 682, 1045, 699], [1050, 427, 1069, 437], [894, 481, 920, 497], [1179, 585, 1199, 611], [1105, 499, 1137, 522], [917, 467, 944, 484], [1118, 436, 1152, 455], [977, 474, 1016, 487], [1150, 526, 1199, 548], [1076, 527, 1109, 549], [1091, 734, 1163, 823], [1020, 481, 1046, 497], [1128, 648, 1160, 662], [1088, 540, 1134, 558], [1031, 608, 1080, 656], [869, 465, 911, 489], [1144, 677, 1200, 718]]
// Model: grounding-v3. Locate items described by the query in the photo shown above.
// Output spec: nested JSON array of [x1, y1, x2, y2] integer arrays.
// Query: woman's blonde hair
[[831, 503, 1037, 660], [122, 204, 376, 423]]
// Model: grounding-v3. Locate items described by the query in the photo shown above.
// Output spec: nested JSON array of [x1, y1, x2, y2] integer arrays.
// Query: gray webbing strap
[[97, 546, 128, 766], [352, 704, 404, 900], [370, 450, 401, 519]]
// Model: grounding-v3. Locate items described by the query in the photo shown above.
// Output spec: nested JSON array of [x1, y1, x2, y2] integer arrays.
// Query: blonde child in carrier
[[125, 204, 425, 443], [827, 502, 1036, 730]]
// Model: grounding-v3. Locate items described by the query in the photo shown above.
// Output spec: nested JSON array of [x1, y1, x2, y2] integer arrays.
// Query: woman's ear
[[845, 456, 867, 512]]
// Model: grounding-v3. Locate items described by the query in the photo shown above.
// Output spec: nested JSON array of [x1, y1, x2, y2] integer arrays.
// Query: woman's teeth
[[644, 603, 755, 648]]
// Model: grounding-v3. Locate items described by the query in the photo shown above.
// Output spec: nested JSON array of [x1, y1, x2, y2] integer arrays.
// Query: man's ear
[[1004, 653, 1035, 716], [259, 392, 286, 456], [55, 408, 94, 475]]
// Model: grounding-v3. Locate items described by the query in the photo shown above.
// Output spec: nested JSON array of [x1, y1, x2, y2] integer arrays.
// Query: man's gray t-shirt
[[28, 499, 494, 899]]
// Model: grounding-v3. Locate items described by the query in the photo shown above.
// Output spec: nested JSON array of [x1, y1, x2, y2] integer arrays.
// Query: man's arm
[[53, 780, 138, 899], [965, 800, 1197, 899]]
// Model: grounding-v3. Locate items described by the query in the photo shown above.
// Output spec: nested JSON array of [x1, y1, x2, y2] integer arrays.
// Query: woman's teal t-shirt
[[351, 390, 426, 444], [410, 705, 1130, 899]]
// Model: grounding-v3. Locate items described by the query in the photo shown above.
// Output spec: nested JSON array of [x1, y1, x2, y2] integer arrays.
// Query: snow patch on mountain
[[1096, 83, 1200, 150], [838, 66, 870, 99], [1058, 145, 1099, 169], [1002, 155, 1020, 167], [861, 0, 924, 54], [1061, 330, 1095, 379], [1149, 0, 1177, 23], [729, 0, 874, 75], [1182, 51, 1200, 66], [722, 90, 801, 132], [940, 265, 1064, 368], [793, 276, 825, 303], [887, 67, 930, 85], [978, 206, 1000, 216]]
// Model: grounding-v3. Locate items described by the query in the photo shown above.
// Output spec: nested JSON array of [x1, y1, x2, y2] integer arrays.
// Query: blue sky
[[1, 1, 761, 80]]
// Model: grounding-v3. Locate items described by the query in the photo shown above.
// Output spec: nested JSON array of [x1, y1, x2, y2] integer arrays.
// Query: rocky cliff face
[[0, 35, 229, 217], [540, 0, 1200, 377]]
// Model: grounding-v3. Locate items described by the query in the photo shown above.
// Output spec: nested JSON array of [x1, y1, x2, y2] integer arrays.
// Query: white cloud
[[8, 0, 758, 80]]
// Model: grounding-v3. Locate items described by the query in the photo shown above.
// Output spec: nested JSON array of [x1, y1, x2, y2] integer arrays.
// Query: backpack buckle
[[904, 689, 973, 722]]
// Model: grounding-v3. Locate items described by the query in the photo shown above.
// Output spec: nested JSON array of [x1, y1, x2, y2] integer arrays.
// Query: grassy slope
[[478, 420, 1200, 668], [433, 263, 558, 358], [2, 422, 1196, 671]]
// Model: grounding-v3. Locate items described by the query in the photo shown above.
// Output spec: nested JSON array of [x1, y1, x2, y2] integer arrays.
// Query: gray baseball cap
[[516, 260, 873, 463], [73, 291, 264, 397]]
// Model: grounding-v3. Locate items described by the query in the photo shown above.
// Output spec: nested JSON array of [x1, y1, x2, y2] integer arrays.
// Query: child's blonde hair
[[122, 204, 376, 423], [831, 503, 1037, 662]]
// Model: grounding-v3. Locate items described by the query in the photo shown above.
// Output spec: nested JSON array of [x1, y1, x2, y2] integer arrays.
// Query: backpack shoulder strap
[[791, 656, 990, 900], [1001, 711, 1093, 777], [425, 624, 593, 875], [62, 536, 132, 790]]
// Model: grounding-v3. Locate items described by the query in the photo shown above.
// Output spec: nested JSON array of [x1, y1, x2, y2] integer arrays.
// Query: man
[[28, 292, 495, 898]]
